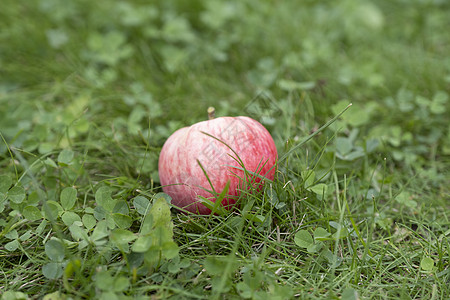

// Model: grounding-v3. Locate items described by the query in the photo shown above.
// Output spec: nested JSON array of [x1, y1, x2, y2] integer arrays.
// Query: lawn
[[0, 0, 449, 299]]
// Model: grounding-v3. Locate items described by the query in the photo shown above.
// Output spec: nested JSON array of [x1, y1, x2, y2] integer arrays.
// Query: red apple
[[158, 112, 278, 214]]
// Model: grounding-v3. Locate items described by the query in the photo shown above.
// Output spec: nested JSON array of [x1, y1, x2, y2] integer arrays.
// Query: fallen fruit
[[158, 108, 277, 214]]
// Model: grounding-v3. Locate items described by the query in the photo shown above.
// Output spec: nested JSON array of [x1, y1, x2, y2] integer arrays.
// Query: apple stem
[[207, 107, 215, 120]]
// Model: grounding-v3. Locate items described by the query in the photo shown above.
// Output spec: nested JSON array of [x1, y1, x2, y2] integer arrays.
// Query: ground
[[0, 0, 449, 299]]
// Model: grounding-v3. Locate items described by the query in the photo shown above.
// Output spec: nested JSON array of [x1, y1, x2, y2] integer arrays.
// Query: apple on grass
[[158, 108, 278, 215]]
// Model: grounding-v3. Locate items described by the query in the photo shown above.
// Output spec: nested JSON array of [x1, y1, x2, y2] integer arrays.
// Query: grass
[[1, 0, 449, 299]]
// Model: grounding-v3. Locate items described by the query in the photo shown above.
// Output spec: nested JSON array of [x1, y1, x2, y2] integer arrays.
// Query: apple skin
[[158, 116, 278, 214]]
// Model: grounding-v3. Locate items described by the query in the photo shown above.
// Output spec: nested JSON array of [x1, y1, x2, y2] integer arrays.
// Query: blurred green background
[[1, 1, 449, 169]]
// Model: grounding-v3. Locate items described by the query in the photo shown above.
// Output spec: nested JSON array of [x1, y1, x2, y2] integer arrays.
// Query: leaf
[[140, 213, 154, 235], [27, 190, 42, 205], [8, 186, 26, 203], [395, 191, 417, 208], [46, 29, 69, 49], [43, 291, 66, 300], [209, 275, 232, 294], [39, 142, 54, 154], [341, 288, 360, 300], [112, 200, 129, 214], [243, 213, 265, 223], [314, 227, 331, 241], [278, 79, 316, 91], [237, 281, 253, 298], [2, 291, 29, 300], [331, 226, 349, 239], [420, 257, 434, 271], [127, 253, 144, 270], [69, 224, 89, 242], [149, 197, 173, 231], [366, 139, 379, 153], [430, 91, 448, 114], [301, 170, 316, 188], [5, 240, 20, 251], [91, 220, 109, 242], [87, 31, 133, 66], [64, 259, 81, 278], [168, 260, 182, 274], [266, 186, 282, 208], [96, 271, 130, 292], [95, 186, 115, 212], [5, 229, 18, 239], [309, 183, 328, 196], [346, 106, 371, 127], [57, 149, 74, 166], [203, 256, 238, 276], [60, 187, 77, 210], [132, 235, 153, 253], [332, 100, 351, 116], [44, 157, 58, 168], [340, 150, 365, 161], [160, 45, 189, 73], [61, 211, 81, 226], [336, 137, 353, 155], [45, 239, 65, 262], [356, 2, 384, 29], [82, 214, 97, 230], [113, 276, 130, 292], [307, 241, 323, 253], [322, 249, 342, 268], [42, 262, 64, 279], [127, 106, 147, 135], [294, 230, 314, 248], [150, 226, 172, 248], [43, 201, 64, 221], [113, 213, 133, 229], [22, 205, 42, 221], [152, 192, 172, 204], [19, 230, 33, 241], [105, 214, 116, 229], [95, 271, 115, 291], [111, 229, 136, 245], [36, 220, 48, 235], [161, 241, 179, 259], [93, 205, 107, 221], [133, 196, 151, 215], [0, 175, 12, 194]]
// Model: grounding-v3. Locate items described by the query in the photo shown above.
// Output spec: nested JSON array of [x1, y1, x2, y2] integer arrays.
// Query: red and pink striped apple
[[158, 109, 277, 214]]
